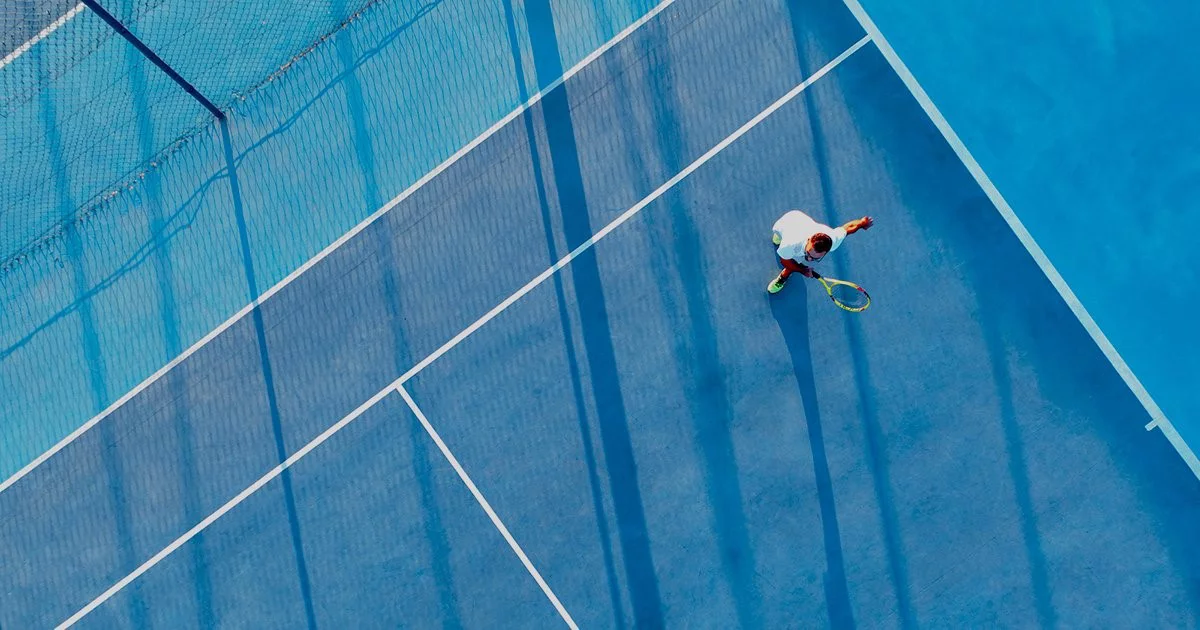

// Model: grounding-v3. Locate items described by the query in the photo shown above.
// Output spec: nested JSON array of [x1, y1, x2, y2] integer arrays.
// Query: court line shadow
[[35, 43, 147, 629], [782, 4, 915, 626], [333, 18, 464, 625], [518, 0, 666, 625], [600, 11, 765, 627], [770, 283, 854, 628], [220, 118, 318, 629], [499, 1, 627, 627]]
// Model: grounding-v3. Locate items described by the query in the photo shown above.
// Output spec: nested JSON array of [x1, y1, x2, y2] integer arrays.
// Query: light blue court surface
[[2, 0, 1200, 627]]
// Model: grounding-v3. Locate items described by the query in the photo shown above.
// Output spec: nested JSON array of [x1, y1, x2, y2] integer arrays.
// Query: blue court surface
[[2, 0, 1200, 627]]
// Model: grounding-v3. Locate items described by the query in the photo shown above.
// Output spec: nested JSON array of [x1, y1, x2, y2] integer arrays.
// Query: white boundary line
[[57, 382, 399, 628], [57, 37, 870, 626], [840, 0, 1200, 480], [397, 385, 578, 629], [0, 3, 86, 71], [0, 0, 681, 497], [399, 35, 870, 382]]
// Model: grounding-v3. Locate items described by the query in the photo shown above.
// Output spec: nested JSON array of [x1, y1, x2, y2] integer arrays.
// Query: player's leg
[[768, 257, 800, 294]]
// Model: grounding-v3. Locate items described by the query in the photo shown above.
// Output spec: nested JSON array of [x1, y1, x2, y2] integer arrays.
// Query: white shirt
[[773, 210, 846, 263]]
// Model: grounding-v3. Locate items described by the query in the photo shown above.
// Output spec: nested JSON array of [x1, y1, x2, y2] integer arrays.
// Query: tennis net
[[0, 0, 383, 269]]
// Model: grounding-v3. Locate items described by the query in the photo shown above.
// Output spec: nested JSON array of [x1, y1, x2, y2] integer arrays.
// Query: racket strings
[[825, 280, 870, 311]]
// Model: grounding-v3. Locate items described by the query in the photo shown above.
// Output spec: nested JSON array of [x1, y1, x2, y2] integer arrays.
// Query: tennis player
[[768, 210, 873, 294]]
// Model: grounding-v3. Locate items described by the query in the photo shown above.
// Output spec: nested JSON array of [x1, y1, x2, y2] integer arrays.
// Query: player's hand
[[800, 266, 818, 279], [857, 216, 874, 230]]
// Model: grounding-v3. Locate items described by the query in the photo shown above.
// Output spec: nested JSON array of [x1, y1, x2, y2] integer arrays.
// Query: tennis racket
[[815, 275, 870, 312]]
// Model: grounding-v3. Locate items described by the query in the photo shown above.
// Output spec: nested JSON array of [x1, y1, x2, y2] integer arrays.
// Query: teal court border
[[838, 0, 1200, 480]]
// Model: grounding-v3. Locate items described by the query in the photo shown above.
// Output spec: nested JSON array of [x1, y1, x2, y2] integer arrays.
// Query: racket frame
[[817, 276, 870, 312]]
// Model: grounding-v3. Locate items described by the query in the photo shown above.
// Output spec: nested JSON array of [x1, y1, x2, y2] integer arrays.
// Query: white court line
[[840, 0, 1200, 481], [0, 0, 681, 497], [397, 386, 578, 629], [0, 3, 85, 71], [399, 35, 871, 382], [57, 36, 870, 625], [57, 383, 399, 628]]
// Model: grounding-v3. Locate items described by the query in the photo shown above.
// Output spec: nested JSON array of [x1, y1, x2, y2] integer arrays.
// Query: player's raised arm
[[842, 216, 874, 234]]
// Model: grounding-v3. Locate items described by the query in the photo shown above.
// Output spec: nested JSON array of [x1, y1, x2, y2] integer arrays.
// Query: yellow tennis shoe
[[767, 272, 787, 294]]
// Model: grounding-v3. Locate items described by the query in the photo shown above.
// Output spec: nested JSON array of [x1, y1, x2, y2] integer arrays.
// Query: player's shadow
[[783, 3, 915, 625], [770, 283, 855, 629]]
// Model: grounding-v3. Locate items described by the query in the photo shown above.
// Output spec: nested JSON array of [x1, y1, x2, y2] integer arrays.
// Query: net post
[[79, 0, 224, 119]]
